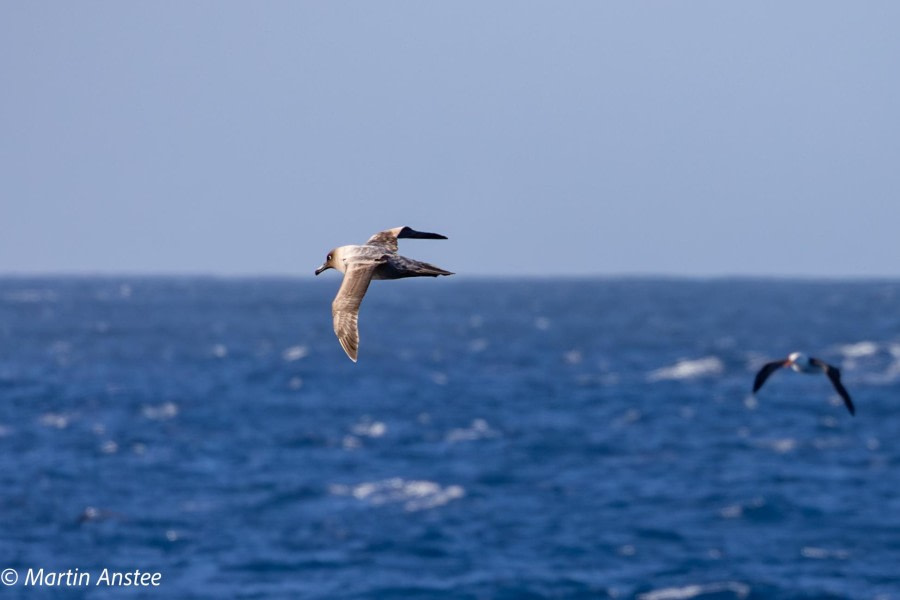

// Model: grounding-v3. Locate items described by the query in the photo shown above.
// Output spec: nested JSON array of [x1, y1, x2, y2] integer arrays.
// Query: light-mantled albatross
[[752, 352, 855, 415], [315, 226, 453, 362]]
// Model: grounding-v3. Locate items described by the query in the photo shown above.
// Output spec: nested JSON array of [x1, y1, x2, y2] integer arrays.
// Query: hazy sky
[[2, 2, 899, 277]]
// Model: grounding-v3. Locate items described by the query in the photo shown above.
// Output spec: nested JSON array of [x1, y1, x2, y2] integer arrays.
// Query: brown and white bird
[[752, 352, 855, 415], [315, 226, 453, 362]]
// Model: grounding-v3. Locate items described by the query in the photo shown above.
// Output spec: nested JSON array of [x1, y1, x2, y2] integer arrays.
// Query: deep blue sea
[[1, 277, 899, 599]]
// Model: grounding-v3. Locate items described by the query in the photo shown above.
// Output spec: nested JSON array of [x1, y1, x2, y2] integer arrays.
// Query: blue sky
[[2, 2, 898, 277]]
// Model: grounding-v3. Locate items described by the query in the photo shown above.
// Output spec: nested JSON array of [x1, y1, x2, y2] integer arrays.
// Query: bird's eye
[[327, 254, 333, 261]]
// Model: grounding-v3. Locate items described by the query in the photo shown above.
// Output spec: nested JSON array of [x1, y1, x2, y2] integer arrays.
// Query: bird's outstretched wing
[[811, 358, 856, 415], [753, 360, 788, 393], [331, 264, 376, 362], [366, 226, 448, 253]]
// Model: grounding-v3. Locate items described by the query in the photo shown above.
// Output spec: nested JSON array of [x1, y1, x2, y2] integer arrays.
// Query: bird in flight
[[315, 226, 453, 362], [752, 352, 855, 415]]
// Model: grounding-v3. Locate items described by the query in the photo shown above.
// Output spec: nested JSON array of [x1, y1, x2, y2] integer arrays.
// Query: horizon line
[[0, 271, 898, 283]]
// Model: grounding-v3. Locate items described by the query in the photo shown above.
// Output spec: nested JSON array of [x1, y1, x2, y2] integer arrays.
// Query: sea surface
[[1, 277, 899, 599]]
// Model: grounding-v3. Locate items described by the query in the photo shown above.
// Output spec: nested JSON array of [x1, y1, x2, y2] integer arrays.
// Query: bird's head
[[315, 247, 342, 275], [787, 351, 806, 365]]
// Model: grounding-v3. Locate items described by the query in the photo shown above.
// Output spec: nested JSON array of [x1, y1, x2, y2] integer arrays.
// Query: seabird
[[752, 352, 855, 415], [315, 226, 454, 362]]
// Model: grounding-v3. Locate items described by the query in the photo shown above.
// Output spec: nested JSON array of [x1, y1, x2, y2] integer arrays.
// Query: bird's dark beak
[[315, 264, 328, 276]]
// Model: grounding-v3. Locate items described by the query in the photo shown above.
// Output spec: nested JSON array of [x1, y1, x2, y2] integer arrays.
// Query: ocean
[[1, 277, 899, 599]]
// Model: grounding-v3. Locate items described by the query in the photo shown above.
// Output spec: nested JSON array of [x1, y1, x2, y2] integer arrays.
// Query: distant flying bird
[[752, 352, 855, 415], [315, 226, 453, 362]]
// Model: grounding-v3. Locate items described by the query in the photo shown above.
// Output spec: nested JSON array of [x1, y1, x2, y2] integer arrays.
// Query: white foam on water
[[351, 419, 387, 438], [563, 350, 583, 365], [2, 289, 57, 303], [647, 357, 723, 381], [329, 478, 465, 512], [801, 546, 850, 560], [468, 338, 489, 353], [445, 418, 497, 443], [39, 413, 72, 429], [341, 435, 361, 450], [719, 497, 765, 520], [282, 345, 309, 362], [638, 581, 750, 600], [837, 341, 879, 359], [534, 317, 551, 331], [756, 437, 798, 454], [142, 402, 179, 421], [211, 344, 228, 358]]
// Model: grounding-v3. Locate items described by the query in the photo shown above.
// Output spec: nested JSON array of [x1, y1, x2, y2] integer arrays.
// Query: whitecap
[[2, 289, 57, 303], [445, 418, 497, 443], [647, 357, 723, 381], [329, 478, 465, 512], [351, 419, 387, 438], [468, 338, 489, 353], [838, 341, 879, 359], [211, 344, 228, 358], [801, 546, 849, 560], [341, 435, 361, 450], [534, 317, 551, 331], [142, 402, 179, 421], [39, 413, 71, 429], [719, 497, 765, 520], [563, 350, 583, 365], [755, 438, 797, 454], [282, 345, 309, 362], [638, 581, 750, 600]]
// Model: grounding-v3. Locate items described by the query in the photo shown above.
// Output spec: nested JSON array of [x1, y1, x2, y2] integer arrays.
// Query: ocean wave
[[39, 412, 73, 429], [2, 289, 57, 303], [801, 546, 850, 560], [638, 581, 750, 600], [837, 341, 879, 359], [282, 345, 309, 362], [142, 402, 179, 421], [647, 357, 724, 381], [329, 478, 465, 512], [754, 437, 798, 454], [351, 419, 387, 438], [445, 418, 497, 443]]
